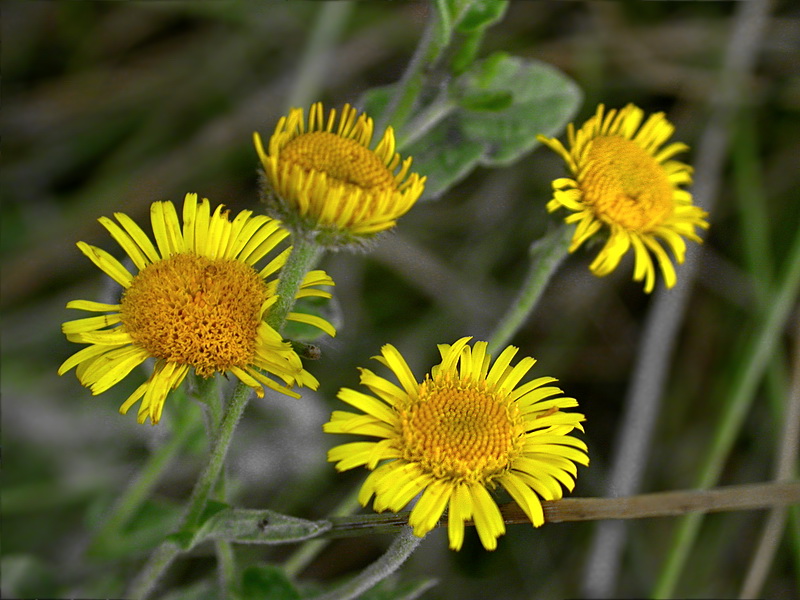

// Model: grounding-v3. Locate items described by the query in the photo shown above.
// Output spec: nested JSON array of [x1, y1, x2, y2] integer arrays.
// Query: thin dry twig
[[324, 481, 800, 539]]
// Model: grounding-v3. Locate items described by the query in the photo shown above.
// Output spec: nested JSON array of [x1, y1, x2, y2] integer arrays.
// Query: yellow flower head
[[59, 193, 336, 425], [254, 102, 426, 246], [538, 103, 709, 293], [324, 337, 588, 551]]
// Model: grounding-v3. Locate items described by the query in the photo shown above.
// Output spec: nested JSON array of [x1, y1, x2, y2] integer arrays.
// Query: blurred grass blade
[[654, 219, 800, 597]]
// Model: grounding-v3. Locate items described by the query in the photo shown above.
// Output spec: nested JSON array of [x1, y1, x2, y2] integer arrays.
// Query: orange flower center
[[120, 253, 268, 377], [281, 131, 395, 191], [399, 373, 524, 483], [580, 136, 674, 232]]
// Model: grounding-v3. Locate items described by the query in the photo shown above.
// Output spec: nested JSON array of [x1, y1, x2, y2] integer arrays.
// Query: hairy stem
[[310, 527, 424, 600], [487, 224, 573, 355], [128, 235, 323, 599]]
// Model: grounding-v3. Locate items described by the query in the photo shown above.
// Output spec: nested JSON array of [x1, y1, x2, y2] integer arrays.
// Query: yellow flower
[[59, 193, 336, 425], [254, 102, 426, 246], [538, 103, 709, 293], [324, 337, 588, 551]]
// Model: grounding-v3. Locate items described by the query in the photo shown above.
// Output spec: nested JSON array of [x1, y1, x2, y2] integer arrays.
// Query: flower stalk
[[310, 527, 423, 600], [268, 233, 324, 333], [129, 234, 326, 599], [487, 223, 574, 355]]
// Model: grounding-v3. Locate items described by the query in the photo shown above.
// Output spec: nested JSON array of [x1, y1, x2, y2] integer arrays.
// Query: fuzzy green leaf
[[362, 53, 580, 200], [405, 53, 581, 199], [457, 89, 513, 112], [192, 508, 331, 546], [455, 52, 582, 165]]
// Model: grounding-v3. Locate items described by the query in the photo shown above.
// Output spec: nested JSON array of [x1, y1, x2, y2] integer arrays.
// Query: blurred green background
[[2, 1, 798, 599]]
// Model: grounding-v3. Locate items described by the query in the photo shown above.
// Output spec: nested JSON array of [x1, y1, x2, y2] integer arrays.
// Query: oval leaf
[[404, 53, 582, 199], [193, 508, 331, 546]]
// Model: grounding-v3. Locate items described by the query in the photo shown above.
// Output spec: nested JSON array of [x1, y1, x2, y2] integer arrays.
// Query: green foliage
[[6, 2, 797, 599], [365, 52, 581, 200], [454, 0, 508, 33], [160, 579, 220, 600], [91, 498, 185, 558], [452, 53, 582, 165], [357, 576, 439, 600], [239, 565, 301, 600]]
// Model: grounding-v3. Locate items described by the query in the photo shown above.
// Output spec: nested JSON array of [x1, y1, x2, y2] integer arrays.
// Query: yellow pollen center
[[120, 253, 268, 377], [281, 131, 395, 191], [580, 136, 674, 231], [399, 374, 523, 483]]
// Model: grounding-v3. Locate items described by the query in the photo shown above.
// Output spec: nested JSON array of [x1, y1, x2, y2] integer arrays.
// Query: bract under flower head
[[59, 193, 336, 424], [324, 337, 588, 551], [538, 103, 709, 293], [254, 102, 425, 247]]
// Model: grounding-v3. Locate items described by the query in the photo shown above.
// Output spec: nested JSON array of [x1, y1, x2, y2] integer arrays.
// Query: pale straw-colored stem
[[322, 481, 800, 538]]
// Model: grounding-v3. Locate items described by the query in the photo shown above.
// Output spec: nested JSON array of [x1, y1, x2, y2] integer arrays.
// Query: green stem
[[487, 224, 573, 355], [129, 235, 324, 599], [653, 221, 800, 598], [128, 381, 253, 600], [375, 3, 446, 136], [310, 527, 423, 600], [268, 233, 324, 333], [185, 381, 252, 529], [215, 539, 238, 598], [192, 373, 223, 434], [192, 375, 237, 599], [733, 109, 800, 594], [395, 92, 456, 151], [128, 541, 183, 600]]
